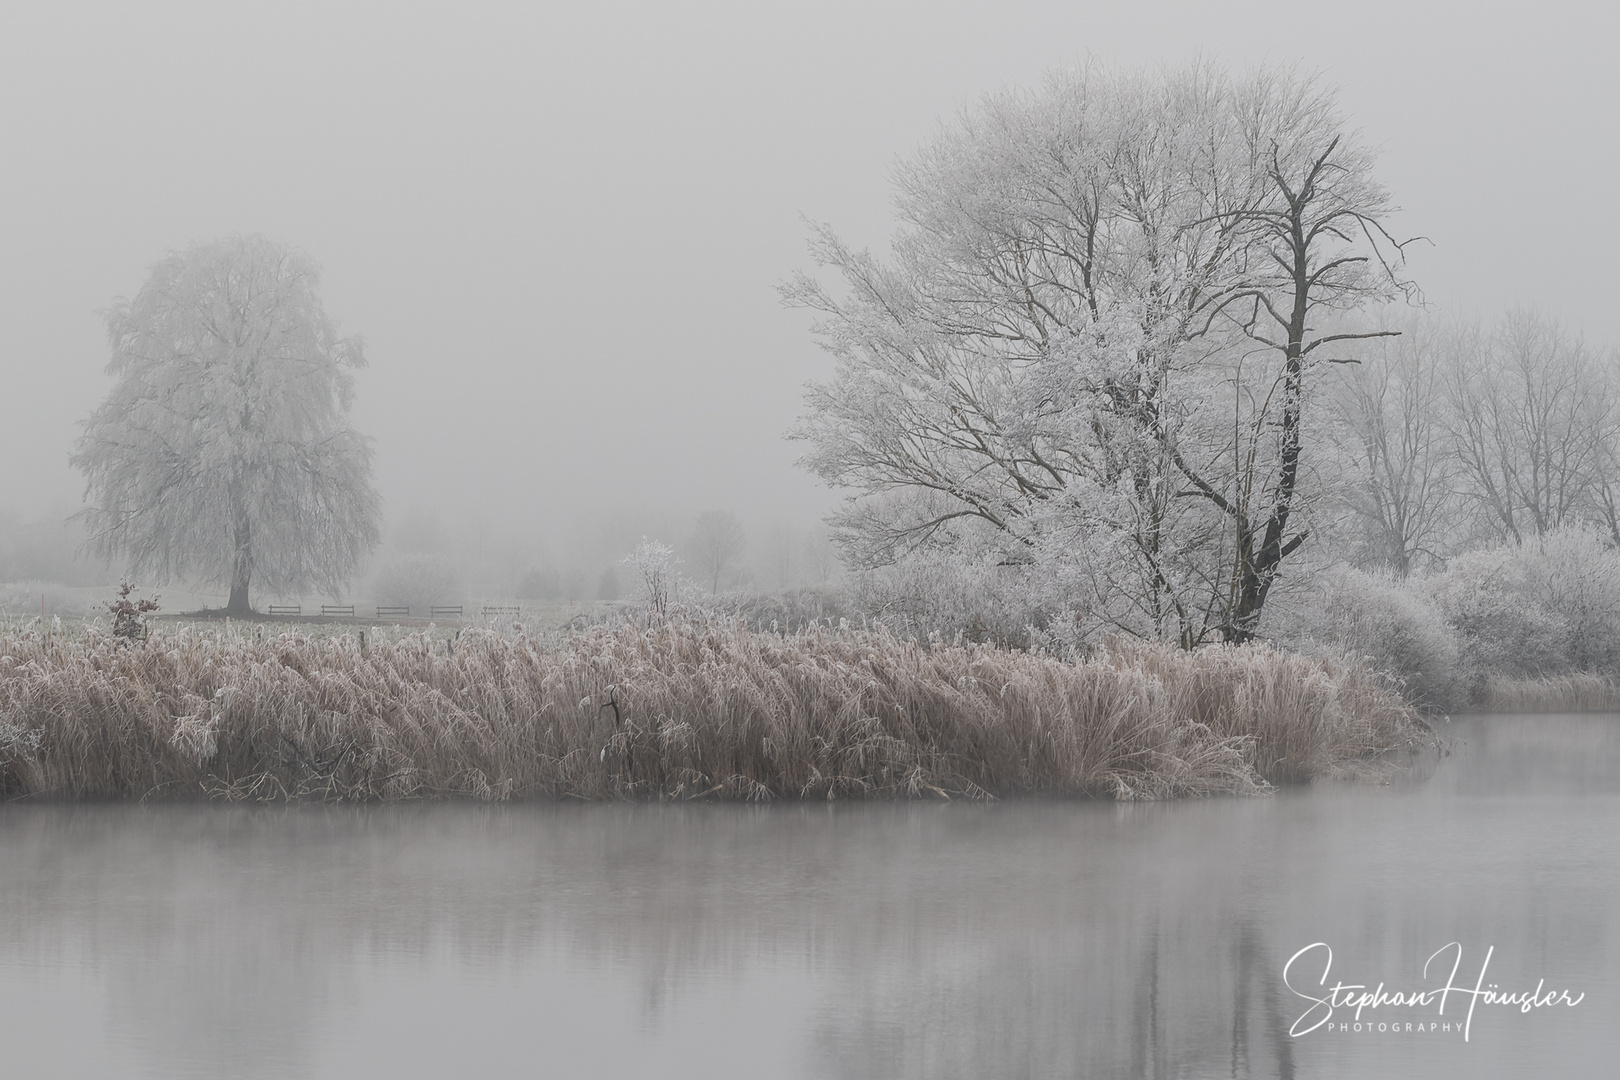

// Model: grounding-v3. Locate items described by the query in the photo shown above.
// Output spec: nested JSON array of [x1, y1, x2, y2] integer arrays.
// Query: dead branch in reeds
[[0, 616, 1428, 803]]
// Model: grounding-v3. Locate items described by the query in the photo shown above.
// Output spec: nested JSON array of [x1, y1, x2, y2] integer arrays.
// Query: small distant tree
[[103, 581, 159, 640], [688, 510, 747, 594], [71, 235, 381, 615], [624, 538, 678, 615]]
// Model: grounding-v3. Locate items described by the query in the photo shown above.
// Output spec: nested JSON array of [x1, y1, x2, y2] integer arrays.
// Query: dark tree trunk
[[1225, 298, 1307, 643], [226, 516, 253, 616], [1222, 156, 1321, 645]]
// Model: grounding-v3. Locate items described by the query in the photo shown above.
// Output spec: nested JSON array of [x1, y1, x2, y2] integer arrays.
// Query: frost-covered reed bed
[[0, 618, 1426, 802], [1481, 674, 1620, 714]]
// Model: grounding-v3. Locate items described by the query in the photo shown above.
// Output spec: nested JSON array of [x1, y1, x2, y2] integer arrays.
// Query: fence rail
[[430, 605, 463, 618], [268, 605, 301, 617], [376, 605, 411, 618], [321, 605, 355, 618], [481, 605, 521, 617]]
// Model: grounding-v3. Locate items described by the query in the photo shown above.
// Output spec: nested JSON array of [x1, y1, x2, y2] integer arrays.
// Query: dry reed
[[0, 617, 1428, 802], [1480, 674, 1620, 713]]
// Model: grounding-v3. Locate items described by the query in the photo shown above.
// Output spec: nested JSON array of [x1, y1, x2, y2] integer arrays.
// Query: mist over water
[[2, 714, 1615, 1078]]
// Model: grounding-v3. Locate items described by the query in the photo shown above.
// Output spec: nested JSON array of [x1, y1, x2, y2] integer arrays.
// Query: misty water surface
[[2, 714, 1616, 1078]]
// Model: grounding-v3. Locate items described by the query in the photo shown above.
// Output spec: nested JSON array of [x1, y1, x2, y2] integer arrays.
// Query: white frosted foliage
[[72, 235, 382, 613], [787, 62, 1410, 645]]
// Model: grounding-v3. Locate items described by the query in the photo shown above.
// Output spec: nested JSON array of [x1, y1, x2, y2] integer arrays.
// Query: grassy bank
[[0, 618, 1428, 802]]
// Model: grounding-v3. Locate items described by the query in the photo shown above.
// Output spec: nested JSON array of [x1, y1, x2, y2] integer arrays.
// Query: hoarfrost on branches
[[72, 235, 382, 615], [787, 62, 1414, 645], [1324, 309, 1620, 572], [625, 538, 679, 616]]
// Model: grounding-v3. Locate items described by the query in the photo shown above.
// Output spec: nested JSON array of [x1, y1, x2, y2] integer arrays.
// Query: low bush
[[1261, 530, 1620, 713], [849, 553, 1080, 652], [1425, 528, 1620, 684], [1264, 566, 1470, 712]]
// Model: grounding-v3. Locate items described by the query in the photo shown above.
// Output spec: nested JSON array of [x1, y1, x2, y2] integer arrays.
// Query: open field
[[0, 584, 618, 631], [0, 615, 1429, 803]]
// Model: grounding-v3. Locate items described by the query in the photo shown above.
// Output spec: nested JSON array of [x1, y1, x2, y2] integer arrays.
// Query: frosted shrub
[[850, 552, 1088, 652], [1521, 528, 1620, 672], [1267, 567, 1467, 711], [1259, 531, 1620, 712], [104, 581, 159, 640], [1426, 548, 1561, 680], [624, 539, 679, 616], [1425, 529, 1620, 682], [0, 716, 44, 760]]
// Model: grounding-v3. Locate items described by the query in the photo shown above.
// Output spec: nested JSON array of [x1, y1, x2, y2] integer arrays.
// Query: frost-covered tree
[[1444, 310, 1614, 544], [1326, 308, 1620, 563], [1328, 317, 1458, 576], [624, 538, 678, 615], [72, 235, 381, 615], [688, 510, 747, 594], [787, 62, 1412, 644]]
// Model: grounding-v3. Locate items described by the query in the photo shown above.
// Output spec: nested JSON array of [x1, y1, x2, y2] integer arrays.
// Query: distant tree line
[[1330, 309, 1620, 575]]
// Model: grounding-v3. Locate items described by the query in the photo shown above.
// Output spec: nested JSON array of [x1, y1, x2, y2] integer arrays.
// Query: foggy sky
[[3, 0, 1616, 537]]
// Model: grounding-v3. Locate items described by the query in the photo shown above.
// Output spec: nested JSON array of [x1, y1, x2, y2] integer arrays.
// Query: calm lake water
[[2, 713, 1617, 1079]]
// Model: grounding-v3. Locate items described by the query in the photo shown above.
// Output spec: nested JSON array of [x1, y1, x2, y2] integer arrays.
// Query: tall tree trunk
[[1224, 195, 1313, 644], [226, 516, 253, 615]]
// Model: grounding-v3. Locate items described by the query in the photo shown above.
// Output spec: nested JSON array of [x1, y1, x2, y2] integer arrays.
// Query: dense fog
[[2, 1, 1618, 608]]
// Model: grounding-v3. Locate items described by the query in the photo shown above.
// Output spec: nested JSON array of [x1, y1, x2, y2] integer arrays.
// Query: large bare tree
[[788, 63, 1411, 644], [72, 235, 381, 615]]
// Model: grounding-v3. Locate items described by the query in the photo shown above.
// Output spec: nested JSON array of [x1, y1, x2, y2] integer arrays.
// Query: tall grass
[[1481, 674, 1620, 714], [0, 617, 1428, 802]]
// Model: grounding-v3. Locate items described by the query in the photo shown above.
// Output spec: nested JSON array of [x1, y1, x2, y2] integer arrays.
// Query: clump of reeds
[[1480, 673, 1620, 714], [0, 616, 1428, 803]]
